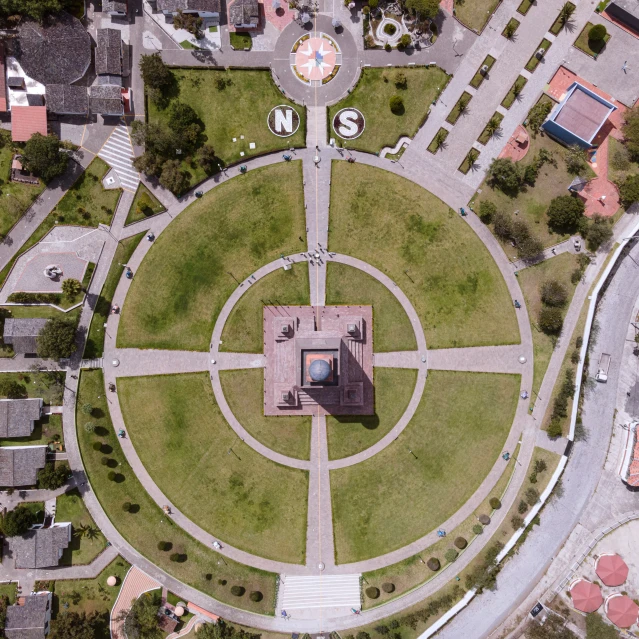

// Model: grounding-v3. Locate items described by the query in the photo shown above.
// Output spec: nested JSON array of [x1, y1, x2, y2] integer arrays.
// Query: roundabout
[[89, 156, 533, 627]]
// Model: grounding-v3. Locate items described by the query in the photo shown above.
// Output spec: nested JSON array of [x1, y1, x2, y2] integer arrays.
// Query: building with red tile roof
[[618, 421, 639, 487], [0, 42, 7, 112], [11, 106, 48, 142]]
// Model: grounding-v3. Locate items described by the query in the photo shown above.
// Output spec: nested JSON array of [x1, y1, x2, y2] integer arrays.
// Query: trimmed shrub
[[250, 591, 263, 602], [84, 422, 96, 433], [170, 553, 180, 562], [427, 557, 440, 571], [107, 471, 116, 481], [122, 501, 132, 512], [365, 587, 380, 599], [534, 459, 547, 473], [489, 497, 501, 510], [589, 23, 607, 40], [218, 578, 226, 585], [389, 95, 404, 114], [478, 514, 490, 525], [518, 500, 529, 514], [511, 515, 524, 530], [231, 585, 246, 597], [398, 34, 412, 49], [444, 549, 459, 563], [547, 420, 563, 438], [539, 307, 564, 335], [384, 43, 391, 51], [541, 280, 568, 307], [157, 541, 172, 551], [92, 442, 102, 451], [472, 524, 483, 535], [82, 403, 94, 415], [525, 487, 540, 505], [454, 537, 467, 550], [382, 582, 395, 593], [479, 200, 496, 224], [100, 456, 109, 466]]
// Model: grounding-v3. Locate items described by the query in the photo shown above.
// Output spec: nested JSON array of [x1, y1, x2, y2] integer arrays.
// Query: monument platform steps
[[298, 387, 341, 405]]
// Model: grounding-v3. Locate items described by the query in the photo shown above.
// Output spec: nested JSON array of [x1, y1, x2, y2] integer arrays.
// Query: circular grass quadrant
[[330, 370, 520, 563], [118, 162, 306, 351], [220, 262, 310, 353], [328, 162, 519, 349], [325, 262, 417, 353], [220, 368, 312, 460], [326, 367, 417, 460], [118, 372, 309, 564]]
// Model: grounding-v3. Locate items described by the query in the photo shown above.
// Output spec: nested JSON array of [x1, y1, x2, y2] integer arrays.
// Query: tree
[[588, 23, 607, 41], [159, 160, 190, 195], [394, 71, 407, 89], [62, 278, 82, 299], [0, 379, 27, 398], [541, 279, 568, 307], [50, 611, 102, 639], [1, 505, 36, 537], [37, 317, 77, 359], [405, 0, 440, 19], [546, 195, 584, 230], [167, 101, 201, 150], [479, 200, 496, 224], [527, 100, 553, 135], [622, 106, 639, 160], [0, 0, 76, 22], [136, 192, 153, 216], [564, 145, 588, 175], [492, 211, 513, 240], [389, 95, 404, 114], [585, 613, 618, 639], [193, 620, 260, 639], [122, 592, 162, 639], [547, 420, 563, 438], [585, 214, 612, 250], [526, 614, 576, 639], [22, 133, 68, 183], [487, 158, 521, 196], [559, 1, 575, 26], [398, 33, 412, 49], [173, 9, 202, 37], [38, 463, 69, 489], [196, 144, 217, 174], [139, 53, 173, 95], [82, 403, 93, 415], [539, 307, 563, 334], [525, 487, 540, 505], [504, 21, 517, 39], [619, 174, 639, 208], [486, 116, 501, 137]]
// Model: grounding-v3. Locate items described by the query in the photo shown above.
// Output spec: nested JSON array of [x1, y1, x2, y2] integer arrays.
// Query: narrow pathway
[[111, 349, 211, 377], [428, 344, 527, 375]]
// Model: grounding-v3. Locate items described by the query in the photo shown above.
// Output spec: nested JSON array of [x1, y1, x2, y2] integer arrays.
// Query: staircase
[[80, 358, 104, 369]]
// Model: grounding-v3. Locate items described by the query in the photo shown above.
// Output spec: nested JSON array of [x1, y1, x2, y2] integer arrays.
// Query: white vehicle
[[595, 353, 611, 382], [574, 238, 582, 252]]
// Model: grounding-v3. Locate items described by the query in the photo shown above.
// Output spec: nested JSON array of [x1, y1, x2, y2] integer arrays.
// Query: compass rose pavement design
[[294, 36, 338, 82]]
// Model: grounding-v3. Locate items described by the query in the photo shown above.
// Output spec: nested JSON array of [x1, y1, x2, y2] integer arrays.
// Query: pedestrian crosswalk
[[279, 574, 361, 610], [98, 123, 140, 192]]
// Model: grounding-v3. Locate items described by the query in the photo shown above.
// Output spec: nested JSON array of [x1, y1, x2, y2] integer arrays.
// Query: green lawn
[[326, 262, 417, 352], [477, 112, 503, 145], [608, 137, 639, 185], [221, 262, 309, 353], [220, 369, 312, 460], [525, 39, 552, 72], [502, 17, 520, 37], [329, 163, 519, 349], [55, 489, 106, 565], [328, 67, 449, 154], [148, 69, 305, 184], [517, 0, 533, 14], [125, 184, 165, 226], [454, 0, 502, 32], [327, 368, 417, 460], [0, 142, 45, 238], [501, 75, 527, 109], [50, 557, 131, 639], [118, 163, 305, 351], [331, 370, 519, 562], [470, 134, 594, 258], [517, 252, 581, 392], [0, 582, 17, 604], [55, 158, 120, 226], [574, 22, 611, 57], [0, 414, 63, 447], [469, 56, 496, 89], [0, 371, 65, 404], [118, 373, 308, 564], [230, 32, 252, 49], [84, 233, 145, 359], [446, 91, 473, 125], [427, 128, 449, 154], [550, 2, 576, 35], [77, 370, 278, 613]]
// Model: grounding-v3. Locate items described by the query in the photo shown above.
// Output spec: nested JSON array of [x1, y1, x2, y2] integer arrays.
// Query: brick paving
[[498, 124, 530, 161], [110, 566, 161, 639]]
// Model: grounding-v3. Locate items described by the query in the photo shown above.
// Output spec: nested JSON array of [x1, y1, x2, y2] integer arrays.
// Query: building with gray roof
[[5, 592, 52, 639], [229, 0, 260, 29], [12, 12, 91, 86], [0, 445, 47, 487], [96, 28, 123, 76], [3, 318, 48, 354], [104, 0, 129, 16], [89, 84, 124, 115], [10, 523, 72, 569], [0, 398, 43, 438], [607, 0, 639, 32], [45, 84, 88, 115], [158, 0, 221, 17]]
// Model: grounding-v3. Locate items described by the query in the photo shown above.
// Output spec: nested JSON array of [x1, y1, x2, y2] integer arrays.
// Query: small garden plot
[[446, 91, 473, 125], [125, 184, 165, 226], [470, 55, 496, 89], [502, 17, 520, 38], [550, 2, 576, 35], [501, 75, 527, 109], [459, 148, 480, 174], [230, 32, 252, 50], [608, 137, 639, 184], [454, 0, 502, 34], [517, 0, 533, 15], [477, 112, 504, 145], [427, 127, 449, 154], [525, 39, 552, 72], [574, 22, 611, 57]]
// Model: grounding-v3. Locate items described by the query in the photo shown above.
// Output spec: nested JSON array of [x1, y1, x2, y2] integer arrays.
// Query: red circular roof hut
[[596, 553, 629, 586], [570, 579, 603, 613], [605, 594, 639, 628]]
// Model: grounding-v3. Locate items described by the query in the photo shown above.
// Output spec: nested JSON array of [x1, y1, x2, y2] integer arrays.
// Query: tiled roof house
[[0, 445, 47, 487], [0, 398, 43, 438]]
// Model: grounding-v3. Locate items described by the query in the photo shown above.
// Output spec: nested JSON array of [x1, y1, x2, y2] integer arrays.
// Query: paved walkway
[[111, 565, 161, 639], [98, 123, 141, 193]]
